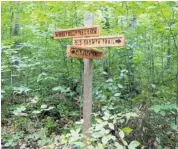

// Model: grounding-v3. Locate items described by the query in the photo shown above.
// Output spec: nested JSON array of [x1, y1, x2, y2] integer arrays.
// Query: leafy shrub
[[43, 109, 140, 149]]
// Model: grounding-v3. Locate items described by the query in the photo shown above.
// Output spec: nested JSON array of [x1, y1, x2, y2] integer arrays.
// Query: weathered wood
[[83, 58, 92, 137], [67, 45, 104, 60], [53, 25, 100, 39], [73, 36, 125, 47], [83, 13, 94, 138]]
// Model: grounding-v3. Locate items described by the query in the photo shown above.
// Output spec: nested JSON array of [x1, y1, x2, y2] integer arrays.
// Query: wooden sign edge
[[72, 35, 126, 47], [67, 45, 104, 60], [73, 35, 125, 39], [53, 25, 100, 39]]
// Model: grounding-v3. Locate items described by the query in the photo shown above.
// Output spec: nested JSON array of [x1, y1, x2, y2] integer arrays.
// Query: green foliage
[[24, 128, 52, 147], [3, 132, 23, 148], [12, 105, 27, 116], [150, 102, 177, 116], [44, 109, 140, 149], [1, 1, 178, 148]]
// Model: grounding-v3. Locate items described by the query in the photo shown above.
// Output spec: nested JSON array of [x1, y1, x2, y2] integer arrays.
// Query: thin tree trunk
[[11, 1, 20, 85], [167, 37, 171, 87]]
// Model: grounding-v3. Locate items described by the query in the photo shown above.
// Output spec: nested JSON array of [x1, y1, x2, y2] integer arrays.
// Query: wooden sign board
[[67, 45, 104, 60], [73, 36, 125, 47], [53, 26, 100, 39]]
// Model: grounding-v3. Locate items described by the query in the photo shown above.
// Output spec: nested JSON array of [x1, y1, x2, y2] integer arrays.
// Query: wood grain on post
[[83, 13, 94, 138]]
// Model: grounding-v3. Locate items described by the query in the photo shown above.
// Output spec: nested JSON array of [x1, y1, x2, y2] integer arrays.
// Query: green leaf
[[37, 72, 47, 82], [121, 139, 128, 146], [95, 118, 103, 123], [106, 78, 113, 83], [125, 112, 138, 122], [73, 142, 84, 147], [103, 71, 108, 75], [107, 134, 116, 141], [108, 123, 114, 130], [66, 87, 70, 92], [16, 106, 26, 112], [119, 130, 125, 139], [13, 86, 30, 94], [32, 110, 41, 114], [102, 111, 110, 120], [102, 116, 109, 121], [13, 111, 27, 116], [44, 106, 54, 111], [170, 123, 177, 130], [160, 111, 166, 116], [128, 140, 140, 149], [41, 104, 47, 109], [52, 86, 62, 91], [61, 137, 68, 144], [115, 142, 124, 149], [97, 142, 104, 148], [52, 86, 66, 92], [173, 7, 178, 11], [118, 84, 123, 88], [91, 131, 102, 139], [4, 139, 13, 147], [45, 120, 56, 128], [70, 129, 80, 138], [68, 136, 79, 143], [102, 136, 109, 145], [114, 93, 121, 97], [122, 127, 133, 134], [4, 142, 11, 147], [95, 123, 105, 131], [104, 110, 110, 117]]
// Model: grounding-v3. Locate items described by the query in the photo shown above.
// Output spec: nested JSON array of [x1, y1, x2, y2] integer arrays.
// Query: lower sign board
[[67, 46, 104, 60], [73, 36, 125, 47]]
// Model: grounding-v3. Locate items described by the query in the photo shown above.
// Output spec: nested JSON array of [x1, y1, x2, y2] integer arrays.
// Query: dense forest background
[[1, 1, 178, 149]]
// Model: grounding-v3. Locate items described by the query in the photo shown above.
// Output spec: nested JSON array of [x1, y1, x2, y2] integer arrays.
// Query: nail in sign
[[73, 36, 125, 48], [53, 26, 100, 39], [67, 45, 104, 60]]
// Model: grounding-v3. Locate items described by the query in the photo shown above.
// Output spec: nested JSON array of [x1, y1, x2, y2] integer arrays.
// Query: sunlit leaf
[[41, 104, 47, 109], [102, 136, 109, 145], [122, 127, 133, 134], [32, 110, 41, 114], [114, 93, 121, 97], [108, 123, 114, 130], [119, 130, 125, 139], [128, 140, 140, 149]]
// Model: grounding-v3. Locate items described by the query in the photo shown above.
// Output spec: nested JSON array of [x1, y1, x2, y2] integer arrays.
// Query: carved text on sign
[[67, 46, 104, 60], [73, 36, 125, 47], [53, 26, 100, 39]]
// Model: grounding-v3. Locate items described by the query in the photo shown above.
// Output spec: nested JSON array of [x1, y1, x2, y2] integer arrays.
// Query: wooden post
[[83, 13, 94, 137], [52, 13, 125, 146]]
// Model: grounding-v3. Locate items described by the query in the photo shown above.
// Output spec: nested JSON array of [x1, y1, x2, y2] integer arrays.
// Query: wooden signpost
[[67, 45, 104, 60], [83, 13, 94, 139], [53, 25, 100, 39], [53, 13, 125, 146], [73, 36, 125, 47]]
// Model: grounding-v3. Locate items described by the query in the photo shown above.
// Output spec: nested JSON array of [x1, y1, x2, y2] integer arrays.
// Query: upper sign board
[[67, 45, 104, 60], [73, 36, 125, 48], [53, 26, 100, 39]]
